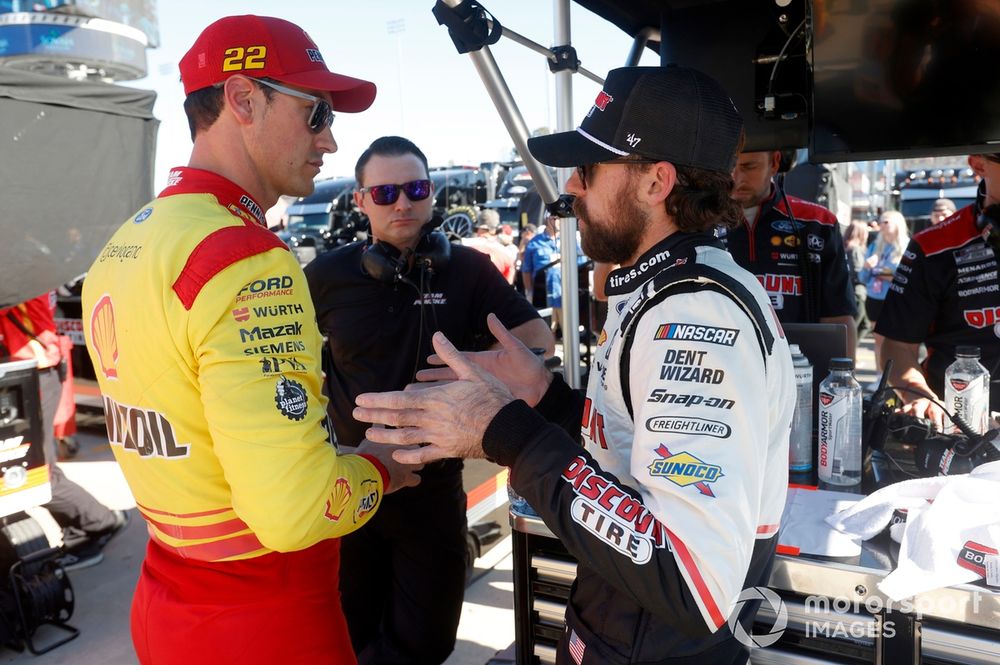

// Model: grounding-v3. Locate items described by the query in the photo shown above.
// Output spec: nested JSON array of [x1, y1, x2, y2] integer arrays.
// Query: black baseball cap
[[528, 65, 743, 173]]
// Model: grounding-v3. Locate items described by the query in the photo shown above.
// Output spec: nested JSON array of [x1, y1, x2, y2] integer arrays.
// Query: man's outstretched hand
[[414, 313, 552, 406], [354, 327, 517, 465]]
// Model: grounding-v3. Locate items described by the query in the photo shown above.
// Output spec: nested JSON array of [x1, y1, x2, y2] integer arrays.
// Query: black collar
[[605, 231, 722, 297]]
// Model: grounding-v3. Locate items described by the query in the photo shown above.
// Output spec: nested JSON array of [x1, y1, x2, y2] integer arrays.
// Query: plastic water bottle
[[788, 344, 813, 473], [817, 357, 862, 491], [944, 346, 991, 435]]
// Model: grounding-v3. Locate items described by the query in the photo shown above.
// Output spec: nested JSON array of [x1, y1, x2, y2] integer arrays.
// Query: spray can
[[789, 344, 814, 473]]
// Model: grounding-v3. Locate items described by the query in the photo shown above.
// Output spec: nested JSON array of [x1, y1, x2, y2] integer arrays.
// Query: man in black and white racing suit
[[354, 66, 796, 665]]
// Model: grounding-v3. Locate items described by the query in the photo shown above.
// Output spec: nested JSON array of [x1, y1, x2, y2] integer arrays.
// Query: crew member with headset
[[877, 153, 1000, 429], [304, 135, 553, 665], [724, 150, 858, 357]]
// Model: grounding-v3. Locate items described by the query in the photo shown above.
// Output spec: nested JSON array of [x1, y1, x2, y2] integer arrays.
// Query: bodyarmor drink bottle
[[944, 346, 990, 435], [817, 358, 862, 491], [788, 344, 813, 473]]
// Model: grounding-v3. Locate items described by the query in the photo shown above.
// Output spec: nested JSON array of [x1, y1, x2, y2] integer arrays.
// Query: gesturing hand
[[354, 328, 516, 465], [414, 313, 552, 406]]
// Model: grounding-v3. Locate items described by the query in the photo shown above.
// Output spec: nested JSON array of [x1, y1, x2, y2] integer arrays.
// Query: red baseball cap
[[179, 15, 376, 112]]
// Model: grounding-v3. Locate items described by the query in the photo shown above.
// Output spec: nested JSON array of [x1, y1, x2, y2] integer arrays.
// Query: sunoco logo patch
[[275, 376, 308, 421], [647, 445, 723, 497]]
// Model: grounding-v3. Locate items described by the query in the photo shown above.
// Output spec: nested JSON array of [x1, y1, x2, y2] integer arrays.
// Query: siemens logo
[[654, 323, 739, 346]]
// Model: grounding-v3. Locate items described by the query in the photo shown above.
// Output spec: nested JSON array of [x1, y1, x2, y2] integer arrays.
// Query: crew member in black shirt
[[304, 136, 552, 665], [725, 150, 858, 356], [877, 153, 1000, 428]]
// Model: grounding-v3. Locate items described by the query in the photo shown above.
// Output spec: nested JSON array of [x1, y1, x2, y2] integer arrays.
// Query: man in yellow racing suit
[[82, 15, 417, 665]]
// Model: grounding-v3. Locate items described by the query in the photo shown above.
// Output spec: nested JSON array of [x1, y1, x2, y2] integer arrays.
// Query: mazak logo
[[648, 445, 724, 496], [654, 323, 739, 346], [240, 322, 302, 343], [593, 90, 613, 111]]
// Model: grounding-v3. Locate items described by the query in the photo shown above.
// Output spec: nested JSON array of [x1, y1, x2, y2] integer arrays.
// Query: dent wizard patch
[[275, 376, 308, 421], [648, 445, 724, 497]]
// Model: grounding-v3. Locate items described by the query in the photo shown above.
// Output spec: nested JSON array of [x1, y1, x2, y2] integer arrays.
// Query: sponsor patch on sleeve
[[647, 445, 723, 497], [275, 376, 308, 421]]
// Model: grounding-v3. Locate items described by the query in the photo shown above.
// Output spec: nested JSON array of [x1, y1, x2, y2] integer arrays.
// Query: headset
[[361, 223, 451, 285], [360, 221, 452, 381]]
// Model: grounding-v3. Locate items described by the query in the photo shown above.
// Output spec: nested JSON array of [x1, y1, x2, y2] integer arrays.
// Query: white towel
[[824, 476, 945, 543], [827, 461, 1000, 601]]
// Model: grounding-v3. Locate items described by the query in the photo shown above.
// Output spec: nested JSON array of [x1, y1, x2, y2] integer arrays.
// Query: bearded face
[[573, 172, 649, 265]]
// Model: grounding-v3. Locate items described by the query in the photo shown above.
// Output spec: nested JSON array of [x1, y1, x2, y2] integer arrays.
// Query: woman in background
[[843, 220, 872, 338], [861, 210, 910, 371]]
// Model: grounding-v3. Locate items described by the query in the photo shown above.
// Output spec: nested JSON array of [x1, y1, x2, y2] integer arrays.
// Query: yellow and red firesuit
[[83, 167, 386, 664]]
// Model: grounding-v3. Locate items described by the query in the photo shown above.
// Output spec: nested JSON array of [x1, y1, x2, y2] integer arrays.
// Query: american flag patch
[[567, 628, 586, 665]]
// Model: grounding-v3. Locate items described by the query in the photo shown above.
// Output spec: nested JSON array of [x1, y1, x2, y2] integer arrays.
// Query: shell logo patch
[[647, 445, 723, 497], [324, 477, 352, 522], [90, 294, 119, 380]]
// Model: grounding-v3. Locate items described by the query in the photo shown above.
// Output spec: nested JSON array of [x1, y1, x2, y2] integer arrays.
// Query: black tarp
[[0, 68, 157, 306]]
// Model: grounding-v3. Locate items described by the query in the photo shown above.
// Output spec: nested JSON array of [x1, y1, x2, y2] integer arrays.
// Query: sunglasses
[[358, 179, 432, 206], [253, 78, 335, 133], [575, 157, 658, 189]]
